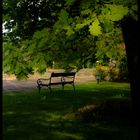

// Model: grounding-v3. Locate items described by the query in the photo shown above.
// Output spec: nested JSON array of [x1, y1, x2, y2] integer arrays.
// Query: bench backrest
[[49, 72, 76, 84], [51, 72, 76, 77]]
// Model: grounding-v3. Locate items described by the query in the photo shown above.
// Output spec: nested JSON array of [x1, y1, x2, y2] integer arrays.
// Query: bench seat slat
[[39, 84, 49, 86], [50, 81, 74, 85]]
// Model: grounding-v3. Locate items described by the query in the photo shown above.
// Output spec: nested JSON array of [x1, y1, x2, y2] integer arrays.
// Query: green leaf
[[59, 9, 69, 25], [64, 26, 75, 37], [89, 19, 102, 36], [102, 20, 114, 33], [106, 50, 113, 58], [105, 4, 129, 21], [131, 4, 138, 11], [65, 0, 75, 6], [3, 65, 11, 73], [81, 9, 92, 15], [80, 1, 91, 10], [75, 23, 85, 30], [83, 19, 92, 25], [15, 66, 22, 74], [16, 74, 28, 80], [75, 19, 92, 30], [66, 29, 74, 37]]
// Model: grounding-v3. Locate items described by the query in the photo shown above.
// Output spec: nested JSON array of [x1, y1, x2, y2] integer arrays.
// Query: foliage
[[93, 63, 128, 82], [108, 67, 120, 81], [89, 19, 102, 36], [3, 41, 34, 80], [3, 0, 138, 79], [95, 65, 109, 81]]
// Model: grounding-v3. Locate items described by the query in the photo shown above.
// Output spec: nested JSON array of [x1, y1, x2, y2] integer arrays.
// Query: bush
[[93, 65, 128, 82], [108, 67, 120, 81], [94, 65, 109, 81]]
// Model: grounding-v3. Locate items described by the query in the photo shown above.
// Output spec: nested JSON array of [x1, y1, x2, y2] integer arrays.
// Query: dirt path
[[3, 69, 96, 93]]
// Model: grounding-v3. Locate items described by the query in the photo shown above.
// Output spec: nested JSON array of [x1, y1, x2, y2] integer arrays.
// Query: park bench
[[37, 72, 76, 93]]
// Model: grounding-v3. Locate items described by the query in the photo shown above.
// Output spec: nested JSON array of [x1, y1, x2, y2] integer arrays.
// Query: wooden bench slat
[[51, 72, 76, 77]]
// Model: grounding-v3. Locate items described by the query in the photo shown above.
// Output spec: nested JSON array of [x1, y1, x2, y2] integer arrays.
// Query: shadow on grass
[[3, 82, 137, 140]]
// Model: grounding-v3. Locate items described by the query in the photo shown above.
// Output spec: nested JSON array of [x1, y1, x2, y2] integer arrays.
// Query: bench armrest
[[37, 78, 50, 85]]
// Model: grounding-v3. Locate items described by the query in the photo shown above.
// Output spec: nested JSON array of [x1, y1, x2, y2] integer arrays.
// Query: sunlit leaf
[[64, 26, 75, 37], [81, 9, 92, 15], [105, 4, 129, 21], [75, 23, 85, 30], [89, 19, 102, 36]]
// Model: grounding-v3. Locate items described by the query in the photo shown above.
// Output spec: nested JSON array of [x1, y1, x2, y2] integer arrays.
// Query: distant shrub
[[93, 65, 109, 81], [108, 67, 120, 81], [93, 65, 128, 82]]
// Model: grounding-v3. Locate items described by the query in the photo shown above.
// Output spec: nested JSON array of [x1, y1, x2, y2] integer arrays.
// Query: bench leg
[[48, 86, 52, 93], [72, 83, 75, 91], [62, 84, 64, 91], [38, 86, 41, 94]]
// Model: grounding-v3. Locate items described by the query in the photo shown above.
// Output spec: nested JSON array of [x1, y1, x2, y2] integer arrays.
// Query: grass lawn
[[3, 81, 137, 140]]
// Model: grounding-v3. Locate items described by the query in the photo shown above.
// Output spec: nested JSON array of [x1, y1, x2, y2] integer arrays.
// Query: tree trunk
[[121, 15, 139, 139]]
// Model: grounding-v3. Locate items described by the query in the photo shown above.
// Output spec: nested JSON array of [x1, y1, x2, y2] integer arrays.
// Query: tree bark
[[121, 14, 140, 139]]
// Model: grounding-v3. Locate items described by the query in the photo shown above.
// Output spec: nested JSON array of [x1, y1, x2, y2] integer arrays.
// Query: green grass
[[3, 81, 137, 140]]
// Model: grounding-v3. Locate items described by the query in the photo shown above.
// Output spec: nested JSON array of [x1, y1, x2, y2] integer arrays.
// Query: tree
[[3, 0, 137, 79], [3, 0, 139, 138], [121, 12, 139, 137]]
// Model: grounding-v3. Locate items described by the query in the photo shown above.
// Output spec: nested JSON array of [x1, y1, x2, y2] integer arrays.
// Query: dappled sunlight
[[110, 94, 129, 99], [6, 125, 17, 133], [52, 131, 83, 140], [3, 111, 15, 115]]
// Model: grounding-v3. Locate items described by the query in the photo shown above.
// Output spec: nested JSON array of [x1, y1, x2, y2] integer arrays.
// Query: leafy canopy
[[3, 0, 138, 79]]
